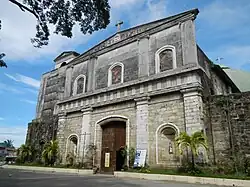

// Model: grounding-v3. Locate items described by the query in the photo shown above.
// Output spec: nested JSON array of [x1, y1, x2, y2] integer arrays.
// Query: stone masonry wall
[[148, 93, 185, 167], [149, 25, 183, 75], [26, 67, 66, 152], [205, 92, 250, 163]]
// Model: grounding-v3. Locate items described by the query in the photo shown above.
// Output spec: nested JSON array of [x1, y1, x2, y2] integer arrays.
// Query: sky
[[0, 0, 250, 147]]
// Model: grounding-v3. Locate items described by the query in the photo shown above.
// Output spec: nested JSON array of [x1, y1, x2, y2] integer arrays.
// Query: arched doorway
[[100, 120, 126, 173]]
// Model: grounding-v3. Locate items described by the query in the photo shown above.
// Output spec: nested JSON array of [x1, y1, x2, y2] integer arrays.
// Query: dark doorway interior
[[116, 148, 126, 171], [101, 121, 126, 173]]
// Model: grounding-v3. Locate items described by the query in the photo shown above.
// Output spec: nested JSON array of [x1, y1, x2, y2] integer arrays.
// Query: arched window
[[60, 62, 67, 67], [155, 45, 177, 73], [73, 75, 86, 95], [108, 62, 124, 86]]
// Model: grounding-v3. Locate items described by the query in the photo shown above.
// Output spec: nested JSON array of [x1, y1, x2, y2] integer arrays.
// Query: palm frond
[[42, 140, 59, 165]]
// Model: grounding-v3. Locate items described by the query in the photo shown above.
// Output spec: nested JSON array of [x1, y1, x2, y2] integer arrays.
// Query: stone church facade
[[26, 9, 241, 172]]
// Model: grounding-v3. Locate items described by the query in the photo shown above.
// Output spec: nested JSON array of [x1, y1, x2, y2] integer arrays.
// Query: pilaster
[[57, 112, 67, 163], [64, 65, 74, 97], [138, 35, 150, 77], [180, 19, 198, 65], [135, 96, 150, 162], [80, 107, 93, 161], [181, 87, 204, 135], [87, 56, 97, 91]]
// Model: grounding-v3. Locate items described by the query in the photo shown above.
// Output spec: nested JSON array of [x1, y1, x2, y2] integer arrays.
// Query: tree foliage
[[42, 140, 59, 166], [0, 53, 7, 68], [175, 131, 208, 168], [6, 0, 110, 48], [18, 144, 34, 163], [3, 139, 14, 148]]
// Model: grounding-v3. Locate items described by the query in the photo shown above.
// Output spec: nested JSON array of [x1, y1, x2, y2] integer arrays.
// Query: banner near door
[[133, 149, 146, 167]]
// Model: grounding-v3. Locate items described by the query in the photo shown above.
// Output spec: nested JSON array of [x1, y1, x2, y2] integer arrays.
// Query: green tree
[[4, 139, 14, 148], [19, 144, 33, 163], [175, 131, 208, 169], [3, 0, 110, 48], [0, 53, 7, 68], [42, 140, 59, 166]]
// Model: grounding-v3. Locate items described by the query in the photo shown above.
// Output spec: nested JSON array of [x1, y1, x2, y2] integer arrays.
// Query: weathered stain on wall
[[205, 92, 250, 163]]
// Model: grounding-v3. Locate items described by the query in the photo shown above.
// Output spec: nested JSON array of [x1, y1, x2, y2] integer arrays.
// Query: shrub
[[42, 140, 59, 166], [176, 162, 202, 175]]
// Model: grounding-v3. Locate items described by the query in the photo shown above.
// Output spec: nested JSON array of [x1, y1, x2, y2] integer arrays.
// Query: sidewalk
[[2, 165, 93, 175], [114, 172, 250, 187]]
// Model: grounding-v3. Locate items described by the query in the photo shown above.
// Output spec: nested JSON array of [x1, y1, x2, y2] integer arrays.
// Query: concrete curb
[[2, 165, 93, 175], [114, 172, 250, 187]]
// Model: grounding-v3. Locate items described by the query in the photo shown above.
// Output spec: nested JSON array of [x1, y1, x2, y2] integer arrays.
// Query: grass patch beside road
[[128, 168, 250, 180]]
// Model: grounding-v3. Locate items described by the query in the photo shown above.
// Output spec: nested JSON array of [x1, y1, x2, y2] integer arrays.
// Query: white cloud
[[199, 1, 250, 31], [0, 125, 27, 147], [109, 0, 140, 8], [197, 1, 250, 71], [21, 99, 37, 105], [5, 73, 40, 89], [0, 0, 170, 63], [110, 0, 169, 27], [4, 73, 18, 81], [0, 1, 93, 63], [24, 88, 39, 94], [207, 45, 250, 69], [0, 82, 24, 94]]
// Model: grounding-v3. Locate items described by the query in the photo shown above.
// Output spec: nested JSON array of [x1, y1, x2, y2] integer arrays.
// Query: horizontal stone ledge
[[2, 165, 93, 175], [114, 172, 250, 187]]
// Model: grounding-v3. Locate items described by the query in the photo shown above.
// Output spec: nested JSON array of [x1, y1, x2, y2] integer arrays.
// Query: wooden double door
[[101, 121, 126, 173]]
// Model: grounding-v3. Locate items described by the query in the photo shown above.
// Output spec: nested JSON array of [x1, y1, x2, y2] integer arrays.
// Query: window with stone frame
[[155, 45, 176, 74], [159, 49, 173, 72], [76, 76, 85, 94], [111, 65, 122, 85]]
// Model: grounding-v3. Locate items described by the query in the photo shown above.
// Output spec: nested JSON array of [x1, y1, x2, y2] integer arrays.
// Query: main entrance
[[101, 121, 126, 173]]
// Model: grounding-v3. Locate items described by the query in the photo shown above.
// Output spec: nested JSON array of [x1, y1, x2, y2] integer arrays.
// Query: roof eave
[[212, 64, 241, 93], [53, 51, 80, 62]]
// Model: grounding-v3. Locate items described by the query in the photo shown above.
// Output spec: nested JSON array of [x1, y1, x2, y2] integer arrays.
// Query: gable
[[54, 51, 79, 62], [70, 9, 199, 64]]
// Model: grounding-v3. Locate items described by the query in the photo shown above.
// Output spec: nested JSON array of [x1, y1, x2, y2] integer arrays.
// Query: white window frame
[[73, 74, 86, 96], [108, 62, 124, 86], [155, 45, 177, 74]]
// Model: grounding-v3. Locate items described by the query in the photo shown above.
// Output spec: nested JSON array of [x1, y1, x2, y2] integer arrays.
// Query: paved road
[[0, 168, 222, 187]]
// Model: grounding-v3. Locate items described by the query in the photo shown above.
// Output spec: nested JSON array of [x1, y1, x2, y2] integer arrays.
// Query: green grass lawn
[[128, 168, 250, 180]]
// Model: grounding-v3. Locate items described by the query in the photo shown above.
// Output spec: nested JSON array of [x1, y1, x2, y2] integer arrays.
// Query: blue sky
[[0, 0, 250, 147]]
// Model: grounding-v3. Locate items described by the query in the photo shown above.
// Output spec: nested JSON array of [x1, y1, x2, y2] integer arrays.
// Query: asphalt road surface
[[0, 168, 224, 187]]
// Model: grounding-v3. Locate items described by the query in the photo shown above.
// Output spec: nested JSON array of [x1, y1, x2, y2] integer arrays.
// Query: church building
[[27, 9, 240, 172]]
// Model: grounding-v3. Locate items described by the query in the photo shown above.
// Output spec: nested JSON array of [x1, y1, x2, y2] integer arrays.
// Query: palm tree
[[42, 140, 59, 166], [19, 144, 32, 163], [4, 139, 14, 148], [175, 131, 208, 169]]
